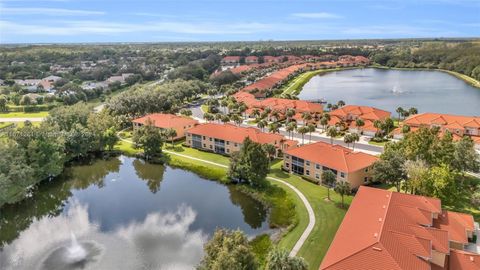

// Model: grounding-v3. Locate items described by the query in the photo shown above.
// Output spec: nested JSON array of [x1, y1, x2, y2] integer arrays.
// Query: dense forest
[[370, 41, 480, 80]]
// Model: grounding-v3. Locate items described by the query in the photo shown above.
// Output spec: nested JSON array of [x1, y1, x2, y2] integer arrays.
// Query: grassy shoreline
[[278, 67, 358, 97], [114, 137, 350, 270]]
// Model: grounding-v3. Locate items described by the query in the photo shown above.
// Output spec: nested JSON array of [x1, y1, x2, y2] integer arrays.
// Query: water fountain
[[40, 232, 102, 270], [66, 232, 87, 263]]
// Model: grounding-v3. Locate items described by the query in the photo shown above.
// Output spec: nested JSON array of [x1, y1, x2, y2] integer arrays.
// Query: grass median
[[0, 111, 49, 118]]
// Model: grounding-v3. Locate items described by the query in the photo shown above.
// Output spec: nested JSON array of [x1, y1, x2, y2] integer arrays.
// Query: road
[[0, 117, 45, 122]]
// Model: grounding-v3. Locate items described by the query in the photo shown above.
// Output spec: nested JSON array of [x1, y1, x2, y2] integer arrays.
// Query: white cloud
[[291, 12, 342, 19], [0, 20, 281, 36], [2, 7, 105, 16]]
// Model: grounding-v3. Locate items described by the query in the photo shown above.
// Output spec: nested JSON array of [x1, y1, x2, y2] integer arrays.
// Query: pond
[[298, 68, 480, 116], [0, 156, 269, 270]]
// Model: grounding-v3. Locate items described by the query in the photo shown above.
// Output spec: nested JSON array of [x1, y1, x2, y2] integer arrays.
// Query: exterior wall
[[282, 155, 374, 189], [431, 250, 447, 268], [186, 133, 242, 155], [450, 241, 465, 250]]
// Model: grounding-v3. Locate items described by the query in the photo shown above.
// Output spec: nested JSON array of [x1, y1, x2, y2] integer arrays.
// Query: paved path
[[0, 117, 44, 122], [119, 137, 315, 257]]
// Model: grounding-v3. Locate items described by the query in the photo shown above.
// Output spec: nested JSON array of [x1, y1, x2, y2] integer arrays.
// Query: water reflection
[[132, 159, 165, 193], [0, 202, 206, 270], [0, 156, 270, 268]]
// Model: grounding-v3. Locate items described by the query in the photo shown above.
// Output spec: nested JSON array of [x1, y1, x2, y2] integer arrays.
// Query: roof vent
[[386, 194, 390, 198], [382, 205, 386, 209], [379, 218, 383, 222], [470, 256, 474, 262], [372, 247, 382, 251], [374, 233, 378, 238]]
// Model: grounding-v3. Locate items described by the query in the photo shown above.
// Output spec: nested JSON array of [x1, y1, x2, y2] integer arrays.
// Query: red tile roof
[[222, 56, 241, 61], [285, 141, 378, 173], [132, 113, 198, 129], [405, 113, 480, 129], [449, 250, 480, 270], [330, 105, 391, 121], [320, 186, 476, 270], [186, 123, 295, 147], [433, 210, 475, 244]]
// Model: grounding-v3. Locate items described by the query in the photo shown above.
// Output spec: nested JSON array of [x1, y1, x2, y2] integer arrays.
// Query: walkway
[[119, 137, 315, 257], [0, 117, 44, 122]]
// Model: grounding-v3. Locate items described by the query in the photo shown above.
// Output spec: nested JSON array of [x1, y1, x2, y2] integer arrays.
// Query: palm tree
[[351, 133, 360, 150], [408, 107, 418, 116], [337, 100, 345, 107], [307, 123, 316, 142], [286, 121, 297, 139], [166, 128, 177, 147], [322, 170, 336, 201], [262, 144, 277, 160], [326, 126, 338, 145], [257, 120, 267, 132], [373, 120, 382, 137], [334, 181, 351, 208], [204, 112, 214, 122], [396, 107, 404, 120], [271, 110, 280, 122], [215, 113, 223, 123], [286, 108, 296, 123], [344, 133, 353, 148], [301, 111, 312, 126], [355, 118, 365, 133], [268, 122, 280, 134], [231, 114, 242, 126], [220, 99, 228, 113], [320, 117, 328, 133], [297, 126, 308, 145], [251, 108, 260, 119], [221, 115, 230, 124]]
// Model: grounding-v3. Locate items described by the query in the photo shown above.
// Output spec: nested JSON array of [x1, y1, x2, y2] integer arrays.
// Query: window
[[315, 164, 320, 170], [226, 149, 230, 153], [285, 163, 289, 168], [203, 144, 206, 147], [340, 172, 345, 178], [306, 170, 310, 176], [234, 143, 238, 147], [226, 141, 230, 145], [291, 156, 305, 175], [315, 174, 320, 179], [209, 138, 212, 141], [364, 177, 369, 183], [209, 145, 213, 149], [306, 161, 310, 166], [285, 154, 290, 158], [364, 168, 369, 172]]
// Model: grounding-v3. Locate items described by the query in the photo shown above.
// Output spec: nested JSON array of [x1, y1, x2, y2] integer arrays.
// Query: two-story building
[[283, 142, 378, 189], [221, 56, 241, 66], [185, 123, 297, 156], [395, 113, 480, 148], [245, 56, 258, 65], [320, 186, 479, 270], [329, 105, 391, 137], [132, 113, 199, 140]]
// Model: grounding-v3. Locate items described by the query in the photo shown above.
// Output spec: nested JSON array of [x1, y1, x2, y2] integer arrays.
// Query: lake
[[0, 156, 269, 270], [299, 68, 480, 116]]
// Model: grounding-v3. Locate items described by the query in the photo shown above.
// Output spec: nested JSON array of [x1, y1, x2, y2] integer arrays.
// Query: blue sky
[[0, 0, 479, 43]]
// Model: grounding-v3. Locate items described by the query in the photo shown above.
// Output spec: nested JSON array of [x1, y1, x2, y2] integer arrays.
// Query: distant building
[[186, 123, 297, 156], [329, 105, 391, 137], [245, 56, 258, 65], [320, 186, 479, 270], [283, 142, 378, 188], [221, 56, 241, 65], [132, 113, 199, 140], [394, 113, 480, 148]]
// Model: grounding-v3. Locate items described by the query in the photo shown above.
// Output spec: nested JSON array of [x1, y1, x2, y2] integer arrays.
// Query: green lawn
[[115, 137, 350, 270], [0, 122, 14, 129], [368, 140, 388, 146], [0, 111, 49, 118], [279, 68, 352, 97], [200, 104, 209, 113], [268, 161, 351, 270]]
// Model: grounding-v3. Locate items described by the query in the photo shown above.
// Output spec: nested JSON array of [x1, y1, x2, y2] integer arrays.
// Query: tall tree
[[322, 170, 337, 200], [265, 248, 308, 270], [334, 181, 351, 208], [297, 126, 308, 145], [372, 143, 407, 191], [132, 119, 164, 160], [197, 229, 257, 270], [326, 126, 338, 144], [228, 137, 270, 187]]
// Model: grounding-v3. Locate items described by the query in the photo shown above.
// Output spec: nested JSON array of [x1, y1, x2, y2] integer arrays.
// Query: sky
[[0, 0, 479, 44]]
